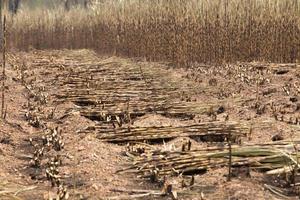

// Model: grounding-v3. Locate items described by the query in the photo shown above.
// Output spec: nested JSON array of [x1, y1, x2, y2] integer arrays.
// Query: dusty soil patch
[[0, 50, 299, 199]]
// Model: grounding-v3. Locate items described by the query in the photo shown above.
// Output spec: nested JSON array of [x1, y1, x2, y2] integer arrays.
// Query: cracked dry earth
[[0, 49, 299, 200]]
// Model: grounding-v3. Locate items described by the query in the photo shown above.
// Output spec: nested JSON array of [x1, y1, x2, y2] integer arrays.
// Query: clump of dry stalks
[[117, 140, 300, 199], [89, 121, 249, 143], [5, 0, 300, 64]]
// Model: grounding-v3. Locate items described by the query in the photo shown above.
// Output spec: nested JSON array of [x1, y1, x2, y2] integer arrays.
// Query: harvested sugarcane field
[[0, 0, 300, 200]]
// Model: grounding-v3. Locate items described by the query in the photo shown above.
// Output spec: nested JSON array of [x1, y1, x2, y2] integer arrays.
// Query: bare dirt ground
[[0, 49, 299, 200]]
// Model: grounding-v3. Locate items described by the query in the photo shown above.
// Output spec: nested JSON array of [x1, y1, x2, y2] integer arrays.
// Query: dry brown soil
[[0, 50, 299, 200]]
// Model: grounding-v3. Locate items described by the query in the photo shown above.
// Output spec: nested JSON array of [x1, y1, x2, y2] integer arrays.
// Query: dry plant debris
[[83, 121, 250, 143], [1, 49, 299, 199]]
